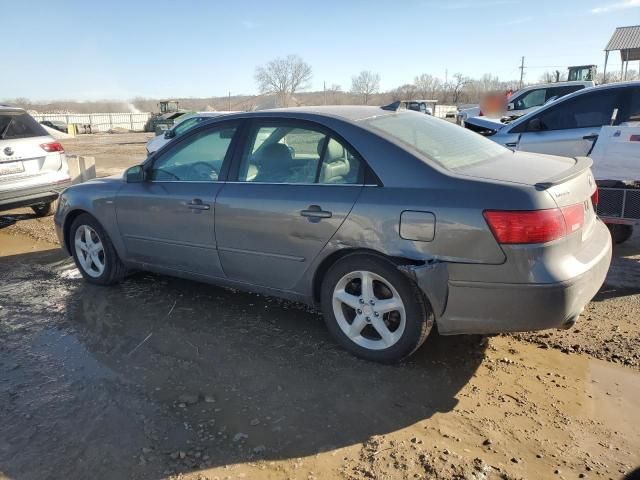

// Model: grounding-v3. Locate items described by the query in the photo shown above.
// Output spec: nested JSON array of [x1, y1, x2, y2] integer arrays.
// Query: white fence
[[32, 112, 152, 132]]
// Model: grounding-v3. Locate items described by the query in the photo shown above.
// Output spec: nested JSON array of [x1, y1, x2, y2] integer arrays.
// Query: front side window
[[237, 123, 363, 184], [513, 88, 546, 110], [149, 125, 237, 181], [526, 90, 621, 131]]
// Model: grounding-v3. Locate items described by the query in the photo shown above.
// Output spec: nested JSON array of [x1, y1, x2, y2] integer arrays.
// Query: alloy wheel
[[332, 270, 406, 350], [74, 225, 106, 278]]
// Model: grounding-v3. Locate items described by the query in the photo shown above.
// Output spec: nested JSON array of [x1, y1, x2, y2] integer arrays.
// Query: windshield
[[363, 112, 508, 170]]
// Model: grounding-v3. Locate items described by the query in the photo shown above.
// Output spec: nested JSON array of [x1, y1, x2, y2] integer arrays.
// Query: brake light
[[40, 141, 64, 153], [561, 204, 584, 234], [591, 188, 599, 207], [484, 204, 584, 244]]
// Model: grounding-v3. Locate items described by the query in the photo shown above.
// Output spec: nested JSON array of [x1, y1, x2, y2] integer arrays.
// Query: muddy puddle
[[1, 234, 639, 480]]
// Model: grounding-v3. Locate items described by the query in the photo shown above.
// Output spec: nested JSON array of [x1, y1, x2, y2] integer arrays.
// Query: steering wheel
[[191, 161, 218, 180]]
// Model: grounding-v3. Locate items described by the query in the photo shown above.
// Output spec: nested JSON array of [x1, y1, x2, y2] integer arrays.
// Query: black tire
[[607, 224, 633, 244], [320, 253, 434, 363], [69, 213, 127, 285], [31, 202, 54, 217]]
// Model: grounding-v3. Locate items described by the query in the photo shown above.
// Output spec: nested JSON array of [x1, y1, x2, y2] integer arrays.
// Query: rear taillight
[[484, 204, 584, 244], [591, 188, 599, 208], [40, 141, 64, 153]]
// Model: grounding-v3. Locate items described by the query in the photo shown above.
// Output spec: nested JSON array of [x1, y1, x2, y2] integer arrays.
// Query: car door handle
[[300, 205, 332, 220], [186, 199, 210, 210], [583, 134, 598, 141], [505, 142, 518, 148]]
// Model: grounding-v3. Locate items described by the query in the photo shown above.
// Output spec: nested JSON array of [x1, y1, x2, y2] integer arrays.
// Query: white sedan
[[146, 112, 238, 154]]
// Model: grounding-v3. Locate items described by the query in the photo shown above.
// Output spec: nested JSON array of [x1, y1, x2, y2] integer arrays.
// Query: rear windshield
[[362, 112, 508, 170], [0, 111, 48, 140]]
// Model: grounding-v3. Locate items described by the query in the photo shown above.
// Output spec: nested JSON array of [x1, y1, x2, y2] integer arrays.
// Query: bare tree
[[447, 73, 470, 104], [392, 83, 418, 101], [414, 74, 440, 99], [351, 71, 380, 104], [255, 55, 312, 107], [327, 84, 342, 104]]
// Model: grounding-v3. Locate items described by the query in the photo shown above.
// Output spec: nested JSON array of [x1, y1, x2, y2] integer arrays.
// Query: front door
[[215, 120, 364, 290], [116, 123, 239, 277], [515, 87, 626, 157]]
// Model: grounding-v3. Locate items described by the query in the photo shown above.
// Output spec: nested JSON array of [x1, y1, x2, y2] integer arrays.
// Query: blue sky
[[3, 0, 639, 100]]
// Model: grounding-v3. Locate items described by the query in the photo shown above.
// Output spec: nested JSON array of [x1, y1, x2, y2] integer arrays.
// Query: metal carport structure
[[603, 25, 640, 82]]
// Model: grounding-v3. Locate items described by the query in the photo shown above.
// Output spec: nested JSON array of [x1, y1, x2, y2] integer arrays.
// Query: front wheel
[[70, 213, 127, 285], [320, 254, 433, 363]]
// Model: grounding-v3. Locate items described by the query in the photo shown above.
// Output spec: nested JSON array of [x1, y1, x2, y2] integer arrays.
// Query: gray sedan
[[54, 106, 611, 363]]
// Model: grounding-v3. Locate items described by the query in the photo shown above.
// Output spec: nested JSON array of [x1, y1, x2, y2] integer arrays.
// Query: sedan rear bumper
[[422, 222, 612, 335]]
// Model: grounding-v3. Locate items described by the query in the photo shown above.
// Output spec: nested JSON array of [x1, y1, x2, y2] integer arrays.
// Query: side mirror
[[527, 118, 544, 132], [507, 102, 514, 111], [164, 130, 175, 139], [125, 165, 144, 183]]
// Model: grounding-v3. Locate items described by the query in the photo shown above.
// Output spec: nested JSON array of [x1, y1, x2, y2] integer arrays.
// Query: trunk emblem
[[3, 147, 13, 156]]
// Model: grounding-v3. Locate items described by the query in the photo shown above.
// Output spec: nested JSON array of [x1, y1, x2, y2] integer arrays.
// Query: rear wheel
[[31, 202, 54, 217], [320, 254, 433, 363], [70, 214, 127, 285], [607, 224, 633, 244]]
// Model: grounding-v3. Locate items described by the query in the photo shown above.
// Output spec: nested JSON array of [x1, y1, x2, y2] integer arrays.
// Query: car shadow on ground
[[0, 249, 487, 480], [0, 211, 37, 229]]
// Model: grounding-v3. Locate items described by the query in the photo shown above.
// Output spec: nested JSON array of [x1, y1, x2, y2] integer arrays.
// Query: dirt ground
[[1, 133, 639, 480], [62, 132, 154, 177]]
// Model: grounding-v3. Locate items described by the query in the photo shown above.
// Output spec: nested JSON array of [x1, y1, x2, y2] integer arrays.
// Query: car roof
[[0, 105, 25, 113], [517, 80, 594, 91], [223, 106, 397, 124]]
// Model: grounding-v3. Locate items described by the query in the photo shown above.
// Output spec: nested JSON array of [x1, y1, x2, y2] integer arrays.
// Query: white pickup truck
[[589, 125, 640, 244], [457, 81, 594, 125]]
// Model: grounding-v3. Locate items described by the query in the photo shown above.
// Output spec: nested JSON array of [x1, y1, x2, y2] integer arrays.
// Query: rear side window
[[526, 89, 621, 131], [0, 111, 47, 140], [237, 123, 363, 184], [624, 87, 640, 123], [545, 85, 584, 102], [364, 112, 508, 170]]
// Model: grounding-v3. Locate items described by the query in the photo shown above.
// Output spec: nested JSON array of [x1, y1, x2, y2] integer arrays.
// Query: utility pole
[[518, 56, 525, 88]]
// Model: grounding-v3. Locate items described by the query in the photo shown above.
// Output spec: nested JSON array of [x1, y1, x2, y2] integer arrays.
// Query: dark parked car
[[40, 119, 69, 133], [54, 106, 611, 362]]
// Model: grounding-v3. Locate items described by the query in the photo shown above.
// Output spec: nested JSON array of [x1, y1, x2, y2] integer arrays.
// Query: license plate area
[[0, 161, 25, 176]]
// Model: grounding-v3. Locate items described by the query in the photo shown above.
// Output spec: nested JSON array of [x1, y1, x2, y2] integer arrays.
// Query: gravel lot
[[1, 132, 639, 480]]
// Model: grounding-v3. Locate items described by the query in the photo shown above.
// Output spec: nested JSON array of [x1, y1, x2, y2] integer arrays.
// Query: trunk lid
[[457, 151, 597, 240]]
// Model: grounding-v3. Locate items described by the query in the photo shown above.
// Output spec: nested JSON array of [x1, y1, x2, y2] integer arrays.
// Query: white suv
[[0, 106, 70, 216]]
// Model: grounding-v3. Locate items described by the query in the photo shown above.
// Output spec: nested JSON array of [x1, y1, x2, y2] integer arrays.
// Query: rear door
[[215, 119, 365, 290], [511, 88, 626, 157], [0, 111, 60, 182], [115, 122, 239, 277]]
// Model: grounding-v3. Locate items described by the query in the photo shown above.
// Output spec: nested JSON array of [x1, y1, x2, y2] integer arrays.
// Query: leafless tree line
[[6, 54, 637, 114]]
